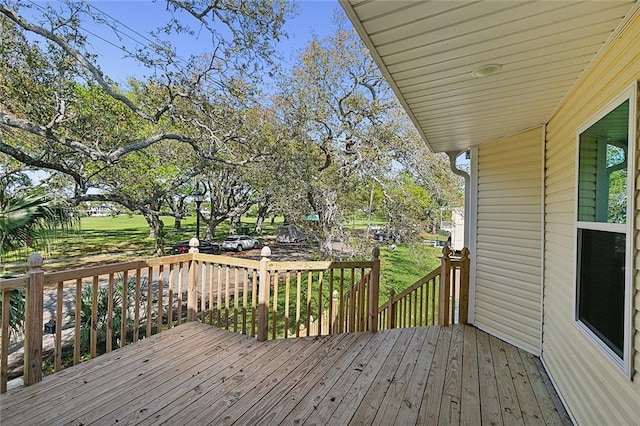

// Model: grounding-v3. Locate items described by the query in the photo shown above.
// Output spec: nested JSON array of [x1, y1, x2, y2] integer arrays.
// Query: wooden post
[[257, 246, 271, 341], [331, 290, 339, 334], [187, 238, 199, 322], [24, 253, 44, 386], [438, 246, 452, 326], [368, 247, 380, 333], [2, 290, 10, 393], [387, 288, 396, 330], [458, 247, 470, 324]]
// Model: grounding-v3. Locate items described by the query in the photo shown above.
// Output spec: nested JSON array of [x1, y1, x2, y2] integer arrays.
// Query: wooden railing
[[377, 246, 470, 330], [0, 243, 380, 392], [283, 257, 379, 338], [257, 246, 380, 340]]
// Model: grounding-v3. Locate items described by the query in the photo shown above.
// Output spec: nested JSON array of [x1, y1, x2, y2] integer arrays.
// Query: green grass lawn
[[2, 214, 284, 266], [3, 215, 443, 302], [378, 243, 442, 303]]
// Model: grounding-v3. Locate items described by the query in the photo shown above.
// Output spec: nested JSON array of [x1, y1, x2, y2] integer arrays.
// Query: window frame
[[573, 84, 636, 377]]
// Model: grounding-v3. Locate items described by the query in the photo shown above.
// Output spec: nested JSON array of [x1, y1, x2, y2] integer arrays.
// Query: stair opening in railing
[[377, 246, 470, 330]]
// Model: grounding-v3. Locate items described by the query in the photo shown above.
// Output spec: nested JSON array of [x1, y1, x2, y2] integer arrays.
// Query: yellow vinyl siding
[[475, 127, 543, 355], [543, 10, 640, 425]]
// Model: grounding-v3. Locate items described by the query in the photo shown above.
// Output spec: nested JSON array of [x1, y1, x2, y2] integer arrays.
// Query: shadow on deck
[[0, 323, 571, 425]]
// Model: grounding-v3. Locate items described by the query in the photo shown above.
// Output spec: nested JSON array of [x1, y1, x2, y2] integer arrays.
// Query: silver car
[[222, 235, 260, 252]]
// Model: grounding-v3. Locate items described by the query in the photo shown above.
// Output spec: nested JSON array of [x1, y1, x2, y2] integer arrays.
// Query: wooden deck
[[0, 323, 570, 425]]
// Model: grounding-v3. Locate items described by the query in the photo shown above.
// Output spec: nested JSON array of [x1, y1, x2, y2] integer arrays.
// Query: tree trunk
[[367, 185, 374, 232], [255, 216, 265, 235], [144, 213, 165, 256], [230, 216, 240, 234], [255, 204, 269, 235], [174, 217, 182, 230], [205, 217, 226, 240]]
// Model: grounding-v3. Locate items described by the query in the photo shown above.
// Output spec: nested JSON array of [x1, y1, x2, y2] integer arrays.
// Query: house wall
[[474, 128, 543, 355], [543, 11, 640, 425]]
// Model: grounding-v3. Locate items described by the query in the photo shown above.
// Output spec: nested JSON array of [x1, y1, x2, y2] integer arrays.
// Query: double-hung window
[[575, 87, 635, 374]]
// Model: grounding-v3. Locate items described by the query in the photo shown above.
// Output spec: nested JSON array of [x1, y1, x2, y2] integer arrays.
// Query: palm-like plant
[[69, 275, 151, 353], [0, 193, 76, 337], [0, 194, 76, 262], [0, 271, 25, 337]]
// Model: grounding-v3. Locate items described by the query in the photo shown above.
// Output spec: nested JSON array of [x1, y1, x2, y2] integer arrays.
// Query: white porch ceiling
[[340, 0, 639, 153]]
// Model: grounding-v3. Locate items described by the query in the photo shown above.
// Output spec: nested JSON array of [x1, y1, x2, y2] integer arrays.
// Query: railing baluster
[[284, 272, 290, 338], [339, 269, 345, 333], [74, 278, 82, 365], [242, 268, 248, 334], [388, 288, 395, 329], [407, 291, 415, 327], [348, 269, 356, 332], [328, 269, 334, 335], [272, 271, 279, 340], [208, 263, 214, 326], [432, 276, 437, 325], [187, 260, 197, 323], [418, 285, 423, 327], [317, 271, 323, 336], [369, 248, 380, 333], [2, 290, 11, 393], [167, 265, 174, 329], [133, 269, 141, 342], [295, 271, 302, 337], [121, 270, 128, 346], [217, 264, 223, 328], [176, 262, 183, 325], [234, 267, 239, 333], [224, 266, 231, 330], [158, 265, 164, 331], [306, 271, 312, 335], [452, 267, 458, 322], [56, 281, 64, 369], [107, 274, 114, 354], [358, 269, 365, 331], [147, 266, 153, 337], [251, 267, 257, 336], [201, 264, 207, 324]]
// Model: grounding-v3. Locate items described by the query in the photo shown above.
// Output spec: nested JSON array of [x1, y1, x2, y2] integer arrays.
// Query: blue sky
[[63, 0, 342, 82]]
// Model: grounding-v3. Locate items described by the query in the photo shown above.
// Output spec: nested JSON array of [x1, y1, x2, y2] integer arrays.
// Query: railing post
[[24, 253, 44, 386], [438, 246, 451, 326], [257, 246, 271, 342], [187, 238, 199, 322], [458, 247, 470, 324], [331, 290, 339, 334], [368, 247, 380, 333], [387, 288, 396, 330]]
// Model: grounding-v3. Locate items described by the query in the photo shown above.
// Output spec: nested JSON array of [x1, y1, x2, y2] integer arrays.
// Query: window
[[576, 91, 634, 373], [577, 229, 625, 357]]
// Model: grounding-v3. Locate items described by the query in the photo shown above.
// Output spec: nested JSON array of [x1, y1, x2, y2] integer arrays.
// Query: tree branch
[[0, 139, 84, 187], [0, 5, 156, 122]]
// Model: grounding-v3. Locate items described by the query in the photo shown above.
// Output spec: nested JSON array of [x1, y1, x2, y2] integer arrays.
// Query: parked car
[[171, 240, 221, 255], [222, 235, 260, 252]]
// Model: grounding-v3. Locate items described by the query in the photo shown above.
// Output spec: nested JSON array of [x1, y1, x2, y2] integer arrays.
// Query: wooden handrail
[[377, 268, 440, 312], [0, 277, 29, 292], [378, 246, 470, 330]]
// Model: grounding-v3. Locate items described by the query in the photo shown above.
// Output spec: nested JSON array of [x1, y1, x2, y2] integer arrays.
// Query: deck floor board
[[0, 323, 571, 425]]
